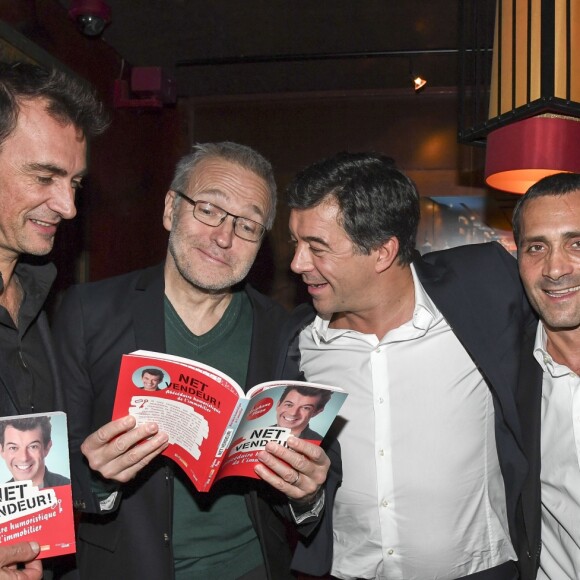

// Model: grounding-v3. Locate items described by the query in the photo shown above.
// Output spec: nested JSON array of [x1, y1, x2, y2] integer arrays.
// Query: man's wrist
[[289, 487, 325, 524]]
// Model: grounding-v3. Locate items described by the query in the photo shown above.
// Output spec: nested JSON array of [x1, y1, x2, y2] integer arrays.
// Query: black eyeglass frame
[[174, 190, 266, 242]]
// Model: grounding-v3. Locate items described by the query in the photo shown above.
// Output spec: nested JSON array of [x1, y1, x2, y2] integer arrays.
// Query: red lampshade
[[485, 115, 580, 194]]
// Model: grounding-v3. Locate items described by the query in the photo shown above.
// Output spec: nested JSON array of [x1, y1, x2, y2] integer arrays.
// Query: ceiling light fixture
[[484, 0, 580, 193], [413, 75, 427, 92], [409, 59, 427, 93]]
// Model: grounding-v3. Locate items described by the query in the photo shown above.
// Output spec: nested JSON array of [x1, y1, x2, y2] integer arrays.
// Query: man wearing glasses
[[52, 142, 332, 580]]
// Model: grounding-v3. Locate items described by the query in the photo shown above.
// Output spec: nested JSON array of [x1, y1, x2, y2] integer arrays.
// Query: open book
[[112, 350, 347, 492], [0, 411, 75, 558]]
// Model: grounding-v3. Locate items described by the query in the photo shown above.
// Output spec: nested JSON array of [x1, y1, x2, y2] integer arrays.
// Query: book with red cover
[[112, 350, 347, 491], [0, 411, 75, 558]]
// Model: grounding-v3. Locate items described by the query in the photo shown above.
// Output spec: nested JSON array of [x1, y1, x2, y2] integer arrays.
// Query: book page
[[128, 397, 209, 459], [112, 353, 247, 491], [216, 381, 347, 481]]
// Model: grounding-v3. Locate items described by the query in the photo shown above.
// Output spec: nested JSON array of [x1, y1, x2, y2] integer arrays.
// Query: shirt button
[[388, 549, 394, 555], [381, 500, 389, 507], [378, 397, 384, 404], [379, 449, 384, 456]]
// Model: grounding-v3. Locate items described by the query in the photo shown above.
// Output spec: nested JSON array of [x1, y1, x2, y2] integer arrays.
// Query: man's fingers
[[82, 416, 137, 451], [0, 543, 42, 580], [101, 444, 169, 483], [12, 558, 43, 580], [0, 543, 39, 567], [80, 417, 169, 481], [255, 438, 330, 500], [286, 436, 329, 465], [263, 438, 329, 476]]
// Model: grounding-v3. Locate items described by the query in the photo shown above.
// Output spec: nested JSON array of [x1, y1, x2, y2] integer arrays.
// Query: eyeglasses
[[174, 191, 266, 242]]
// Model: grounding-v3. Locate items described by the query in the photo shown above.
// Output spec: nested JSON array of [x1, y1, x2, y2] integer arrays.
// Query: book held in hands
[[112, 350, 347, 492], [0, 411, 75, 558]]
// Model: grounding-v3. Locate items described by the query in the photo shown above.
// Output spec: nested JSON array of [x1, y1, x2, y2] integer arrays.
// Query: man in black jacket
[[53, 142, 332, 579], [280, 152, 534, 580]]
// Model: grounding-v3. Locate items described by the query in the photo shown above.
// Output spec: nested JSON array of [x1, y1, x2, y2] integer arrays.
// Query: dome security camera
[[69, 0, 112, 37]]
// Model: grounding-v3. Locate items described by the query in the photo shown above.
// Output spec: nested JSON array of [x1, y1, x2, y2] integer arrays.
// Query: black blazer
[[516, 323, 543, 579], [52, 263, 327, 579], [278, 242, 535, 573]]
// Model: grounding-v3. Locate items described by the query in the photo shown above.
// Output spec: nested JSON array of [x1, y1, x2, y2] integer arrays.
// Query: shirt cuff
[[289, 488, 325, 524]]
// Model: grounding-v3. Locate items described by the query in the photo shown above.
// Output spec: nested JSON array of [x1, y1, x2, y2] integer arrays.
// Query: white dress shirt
[[535, 323, 580, 580], [299, 265, 515, 580]]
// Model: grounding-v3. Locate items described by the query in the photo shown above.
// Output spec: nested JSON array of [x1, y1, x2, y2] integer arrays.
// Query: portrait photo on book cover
[[245, 384, 343, 442], [132, 366, 170, 392], [0, 414, 70, 489]]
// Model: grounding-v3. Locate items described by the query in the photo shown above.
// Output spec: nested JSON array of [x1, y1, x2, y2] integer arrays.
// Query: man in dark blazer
[[280, 152, 534, 579], [0, 62, 107, 577], [53, 142, 333, 580], [513, 173, 580, 579]]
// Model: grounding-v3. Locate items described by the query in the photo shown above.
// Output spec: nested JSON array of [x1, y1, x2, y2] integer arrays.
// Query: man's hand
[[81, 415, 169, 483], [0, 542, 42, 580], [255, 436, 330, 501]]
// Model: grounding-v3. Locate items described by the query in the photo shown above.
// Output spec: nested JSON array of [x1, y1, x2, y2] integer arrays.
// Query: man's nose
[[290, 244, 312, 274], [48, 183, 77, 220]]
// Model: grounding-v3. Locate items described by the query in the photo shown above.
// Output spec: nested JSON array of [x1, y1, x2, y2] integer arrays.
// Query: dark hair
[[512, 172, 580, 247], [142, 368, 164, 380], [0, 416, 52, 447], [0, 61, 109, 147], [279, 385, 332, 411], [287, 152, 420, 264], [170, 141, 277, 229]]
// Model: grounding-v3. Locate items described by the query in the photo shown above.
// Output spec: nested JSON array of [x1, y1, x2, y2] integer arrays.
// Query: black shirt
[[0, 262, 56, 414]]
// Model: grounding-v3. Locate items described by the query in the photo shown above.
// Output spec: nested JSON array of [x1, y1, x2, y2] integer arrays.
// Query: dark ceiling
[[58, 0, 463, 98]]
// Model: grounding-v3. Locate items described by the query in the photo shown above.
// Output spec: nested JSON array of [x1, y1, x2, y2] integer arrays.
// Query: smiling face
[[164, 157, 271, 292], [0, 98, 87, 265], [289, 199, 382, 322], [518, 191, 580, 332], [0, 425, 51, 487], [142, 372, 162, 391], [276, 390, 324, 436]]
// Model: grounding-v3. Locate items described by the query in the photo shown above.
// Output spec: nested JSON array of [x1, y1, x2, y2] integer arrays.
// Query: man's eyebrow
[[522, 231, 580, 245], [25, 162, 87, 178], [303, 235, 331, 248], [6, 438, 41, 446], [198, 188, 265, 219], [520, 234, 549, 245]]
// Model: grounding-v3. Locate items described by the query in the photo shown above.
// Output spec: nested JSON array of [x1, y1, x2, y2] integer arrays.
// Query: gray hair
[[170, 142, 277, 229]]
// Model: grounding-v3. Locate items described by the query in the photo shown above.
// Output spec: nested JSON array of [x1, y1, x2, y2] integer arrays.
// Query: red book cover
[[0, 412, 75, 558], [112, 351, 347, 491]]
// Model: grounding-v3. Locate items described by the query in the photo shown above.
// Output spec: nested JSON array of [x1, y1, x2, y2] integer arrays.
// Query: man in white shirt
[[512, 172, 580, 580], [280, 152, 535, 580]]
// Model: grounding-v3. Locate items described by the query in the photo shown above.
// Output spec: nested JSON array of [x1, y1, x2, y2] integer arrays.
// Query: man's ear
[[163, 190, 177, 232], [44, 440, 52, 457], [375, 237, 400, 273]]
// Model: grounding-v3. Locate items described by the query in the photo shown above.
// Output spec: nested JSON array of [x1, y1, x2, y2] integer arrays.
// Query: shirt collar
[[533, 321, 574, 378], [309, 263, 443, 344]]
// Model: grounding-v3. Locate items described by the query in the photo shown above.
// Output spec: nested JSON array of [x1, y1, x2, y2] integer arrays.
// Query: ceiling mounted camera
[[68, 0, 112, 37]]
